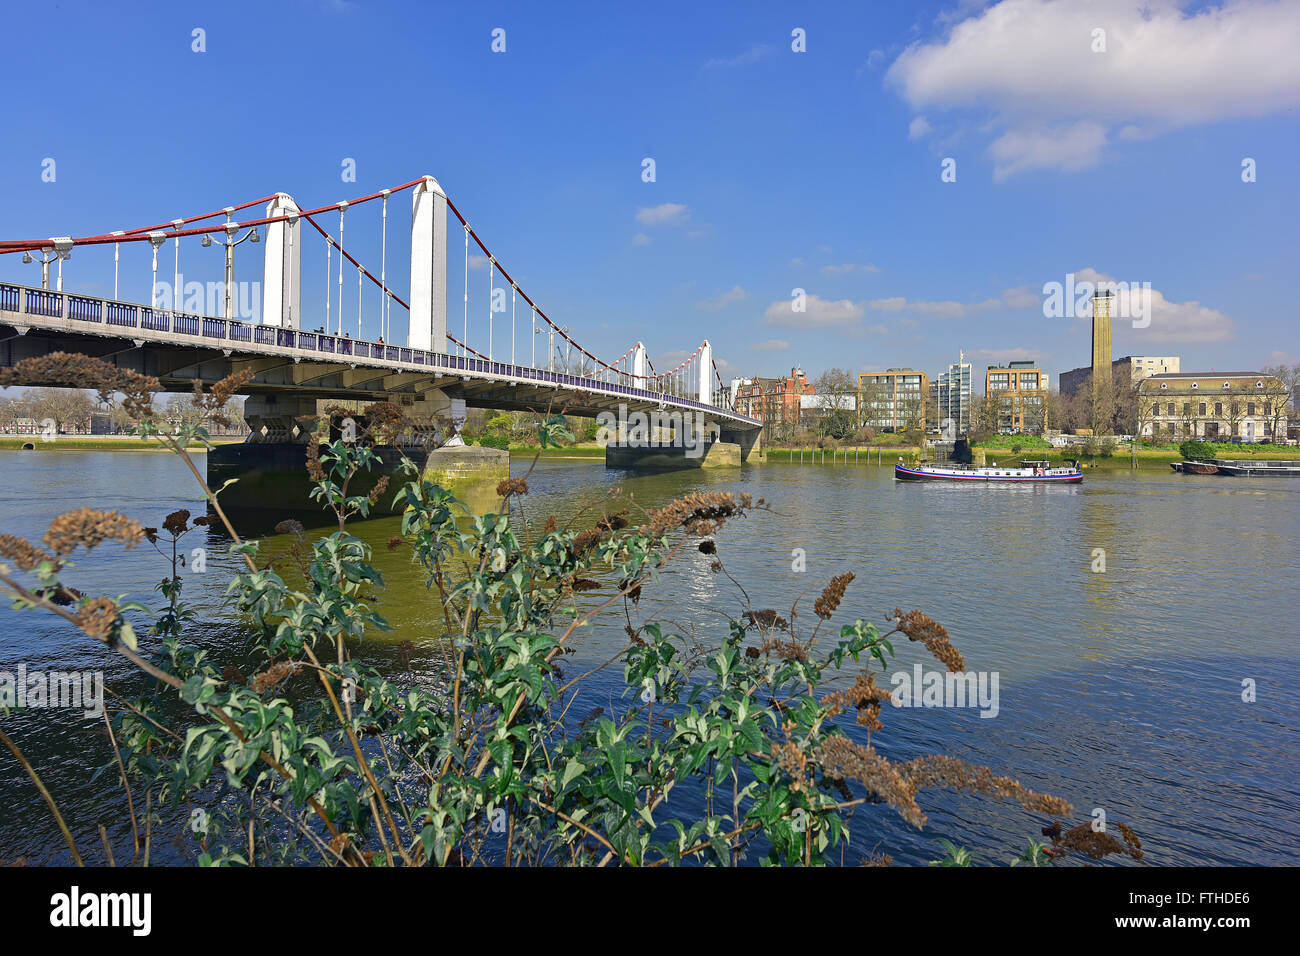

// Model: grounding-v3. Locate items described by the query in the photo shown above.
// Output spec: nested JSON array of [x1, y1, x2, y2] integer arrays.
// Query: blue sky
[[1, 0, 1296, 385]]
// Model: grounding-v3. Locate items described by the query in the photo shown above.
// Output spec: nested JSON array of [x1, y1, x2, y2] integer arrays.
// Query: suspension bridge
[[0, 175, 762, 509]]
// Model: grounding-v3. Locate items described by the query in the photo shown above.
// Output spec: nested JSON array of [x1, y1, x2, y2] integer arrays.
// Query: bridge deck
[[0, 283, 759, 428]]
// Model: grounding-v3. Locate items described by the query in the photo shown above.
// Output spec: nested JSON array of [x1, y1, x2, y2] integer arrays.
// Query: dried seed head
[[814, 572, 855, 620], [0, 534, 57, 572], [75, 597, 120, 641], [890, 608, 965, 672], [43, 508, 146, 557]]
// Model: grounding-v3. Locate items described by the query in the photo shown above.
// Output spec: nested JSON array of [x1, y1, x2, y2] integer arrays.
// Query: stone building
[[1138, 371, 1289, 442]]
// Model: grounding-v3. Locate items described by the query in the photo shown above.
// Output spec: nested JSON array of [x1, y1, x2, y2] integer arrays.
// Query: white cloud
[[635, 203, 690, 227], [631, 233, 652, 247], [468, 254, 489, 271], [988, 121, 1108, 181], [697, 285, 748, 310], [968, 347, 1049, 365], [887, 0, 1300, 177], [999, 286, 1040, 308], [764, 294, 865, 328], [907, 299, 967, 319], [821, 262, 881, 276], [908, 116, 932, 140], [705, 44, 774, 69], [864, 286, 1040, 319], [1074, 267, 1236, 344], [751, 338, 790, 351]]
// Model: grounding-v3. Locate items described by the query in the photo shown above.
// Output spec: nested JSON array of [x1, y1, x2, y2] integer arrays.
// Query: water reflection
[[0, 451, 1296, 864]]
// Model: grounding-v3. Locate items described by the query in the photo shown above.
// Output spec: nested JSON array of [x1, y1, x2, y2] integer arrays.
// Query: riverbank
[[757, 443, 1300, 470], [0, 435, 241, 451]]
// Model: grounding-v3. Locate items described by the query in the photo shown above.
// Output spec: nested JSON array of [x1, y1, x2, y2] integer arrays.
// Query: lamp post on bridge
[[20, 248, 57, 290], [202, 221, 260, 320]]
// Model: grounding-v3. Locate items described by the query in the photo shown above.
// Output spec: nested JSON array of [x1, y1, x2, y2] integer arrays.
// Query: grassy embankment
[[973, 438, 1300, 470], [506, 443, 605, 460], [758, 446, 919, 464]]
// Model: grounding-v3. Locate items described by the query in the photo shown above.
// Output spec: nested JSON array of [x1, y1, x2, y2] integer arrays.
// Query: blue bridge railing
[[0, 282, 757, 425]]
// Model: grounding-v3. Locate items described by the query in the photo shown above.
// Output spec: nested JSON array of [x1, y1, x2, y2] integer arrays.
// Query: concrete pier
[[605, 440, 741, 471], [421, 444, 510, 514], [206, 441, 422, 517]]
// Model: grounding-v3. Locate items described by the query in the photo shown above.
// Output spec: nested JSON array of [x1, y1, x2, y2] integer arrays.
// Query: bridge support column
[[698, 340, 712, 405], [606, 440, 740, 471], [719, 427, 762, 462], [243, 393, 318, 443], [261, 194, 301, 328], [422, 445, 510, 515], [409, 176, 448, 353]]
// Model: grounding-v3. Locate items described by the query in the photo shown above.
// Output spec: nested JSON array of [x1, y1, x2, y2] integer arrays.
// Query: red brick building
[[734, 367, 815, 441]]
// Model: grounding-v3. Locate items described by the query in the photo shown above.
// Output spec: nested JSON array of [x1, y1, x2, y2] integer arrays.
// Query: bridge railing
[[0, 281, 754, 423]]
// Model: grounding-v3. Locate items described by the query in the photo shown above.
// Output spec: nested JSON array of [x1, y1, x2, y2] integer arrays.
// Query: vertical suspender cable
[[172, 223, 181, 312], [287, 215, 296, 328], [531, 306, 536, 367], [511, 285, 516, 365], [488, 259, 494, 361], [357, 265, 363, 339], [325, 229, 332, 333], [462, 225, 469, 358], [379, 191, 389, 343]]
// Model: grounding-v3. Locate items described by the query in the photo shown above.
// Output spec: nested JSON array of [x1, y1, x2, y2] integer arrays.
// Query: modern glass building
[[930, 358, 973, 436]]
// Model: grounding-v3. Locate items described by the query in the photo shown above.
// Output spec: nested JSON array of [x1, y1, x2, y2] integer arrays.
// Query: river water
[[1, 449, 1296, 865]]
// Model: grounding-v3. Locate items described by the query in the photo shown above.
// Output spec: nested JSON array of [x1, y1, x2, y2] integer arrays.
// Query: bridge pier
[[719, 427, 762, 461], [422, 445, 510, 514], [209, 386, 503, 519], [605, 440, 741, 471]]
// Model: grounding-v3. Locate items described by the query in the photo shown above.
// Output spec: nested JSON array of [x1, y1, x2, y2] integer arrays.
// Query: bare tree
[[1260, 365, 1296, 441], [23, 387, 95, 434]]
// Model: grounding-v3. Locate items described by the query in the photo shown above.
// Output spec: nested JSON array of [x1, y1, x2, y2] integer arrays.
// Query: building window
[[1214, 402, 1223, 416], [1199, 402, 1206, 415]]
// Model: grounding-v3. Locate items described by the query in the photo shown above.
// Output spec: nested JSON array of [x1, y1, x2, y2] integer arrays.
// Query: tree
[[23, 387, 95, 434], [811, 368, 858, 439], [897, 390, 925, 434], [857, 379, 887, 430], [1043, 389, 1071, 434], [1260, 366, 1296, 441], [970, 392, 999, 439]]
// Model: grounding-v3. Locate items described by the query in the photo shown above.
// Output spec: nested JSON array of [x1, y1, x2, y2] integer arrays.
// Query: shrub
[[1179, 440, 1215, 460], [0, 353, 1146, 868]]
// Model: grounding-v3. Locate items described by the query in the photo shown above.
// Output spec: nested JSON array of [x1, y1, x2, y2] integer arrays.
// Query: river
[[1, 448, 1296, 865]]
